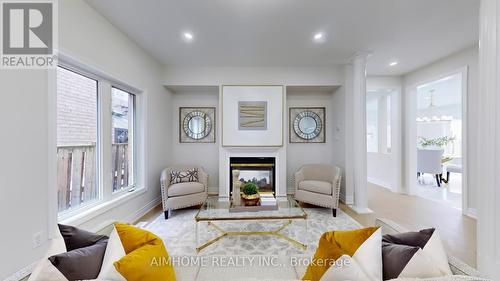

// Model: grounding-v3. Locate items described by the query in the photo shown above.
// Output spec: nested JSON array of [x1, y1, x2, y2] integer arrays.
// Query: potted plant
[[241, 182, 260, 206], [418, 136, 455, 149]]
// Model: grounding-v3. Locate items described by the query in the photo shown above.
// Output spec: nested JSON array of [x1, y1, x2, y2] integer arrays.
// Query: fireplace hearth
[[230, 157, 276, 195]]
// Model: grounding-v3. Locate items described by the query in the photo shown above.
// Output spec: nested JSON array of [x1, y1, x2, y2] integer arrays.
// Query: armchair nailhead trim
[[164, 200, 205, 211], [294, 197, 334, 209]]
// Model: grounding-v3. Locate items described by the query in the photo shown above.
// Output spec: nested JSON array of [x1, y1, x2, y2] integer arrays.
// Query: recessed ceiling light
[[183, 32, 194, 41], [313, 32, 325, 42], [389, 61, 398, 66]]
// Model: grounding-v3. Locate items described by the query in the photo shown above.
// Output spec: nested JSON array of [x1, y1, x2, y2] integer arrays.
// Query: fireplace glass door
[[230, 157, 275, 195]]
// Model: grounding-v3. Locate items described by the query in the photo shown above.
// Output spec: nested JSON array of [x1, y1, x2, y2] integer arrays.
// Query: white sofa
[[18, 218, 487, 281], [375, 218, 487, 280]]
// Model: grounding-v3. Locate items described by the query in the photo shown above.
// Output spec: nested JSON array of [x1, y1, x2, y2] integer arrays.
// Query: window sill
[[367, 151, 392, 156], [59, 187, 147, 227]]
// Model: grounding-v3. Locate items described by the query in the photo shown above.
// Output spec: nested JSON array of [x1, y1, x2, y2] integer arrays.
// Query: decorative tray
[[229, 200, 279, 212]]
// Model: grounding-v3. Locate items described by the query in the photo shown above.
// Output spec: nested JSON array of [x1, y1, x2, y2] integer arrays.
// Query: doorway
[[407, 68, 468, 212], [366, 87, 401, 193]]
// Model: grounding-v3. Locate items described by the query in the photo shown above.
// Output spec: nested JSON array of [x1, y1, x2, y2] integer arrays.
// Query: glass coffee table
[[194, 196, 307, 252]]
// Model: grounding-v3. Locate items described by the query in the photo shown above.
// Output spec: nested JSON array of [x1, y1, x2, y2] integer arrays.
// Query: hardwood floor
[[137, 183, 476, 267], [340, 183, 476, 267], [134, 204, 163, 226]]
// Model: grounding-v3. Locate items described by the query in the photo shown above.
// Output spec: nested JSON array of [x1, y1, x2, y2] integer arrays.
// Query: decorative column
[[476, 1, 500, 279], [346, 52, 372, 214]]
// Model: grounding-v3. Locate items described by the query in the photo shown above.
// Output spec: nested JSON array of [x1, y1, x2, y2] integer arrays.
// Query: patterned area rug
[[144, 207, 362, 280], [146, 207, 362, 257]]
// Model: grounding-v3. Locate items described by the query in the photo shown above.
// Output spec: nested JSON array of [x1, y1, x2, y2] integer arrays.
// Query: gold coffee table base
[[196, 220, 307, 252]]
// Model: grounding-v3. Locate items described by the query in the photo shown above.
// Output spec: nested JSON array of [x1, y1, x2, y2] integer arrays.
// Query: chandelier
[[416, 89, 453, 122]]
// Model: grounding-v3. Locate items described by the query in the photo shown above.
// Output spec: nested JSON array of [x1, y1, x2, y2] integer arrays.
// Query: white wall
[[170, 90, 220, 192], [0, 70, 51, 280], [366, 76, 403, 192], [163, 66, 346, 198], [0, 1, 172, 279], [403, 45, 479, 212], [286, 91, 336, 194]]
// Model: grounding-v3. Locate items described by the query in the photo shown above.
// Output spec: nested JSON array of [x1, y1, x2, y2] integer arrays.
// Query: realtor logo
[[1, 1, 57, 68]]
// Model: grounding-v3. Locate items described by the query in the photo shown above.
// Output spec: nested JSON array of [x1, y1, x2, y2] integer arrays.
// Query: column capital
[[349, 51, 372, 63]]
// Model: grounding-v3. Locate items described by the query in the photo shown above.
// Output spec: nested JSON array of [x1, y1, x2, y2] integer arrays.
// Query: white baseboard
[[3, 261, 37, 281], [207, 186, 219, 194], [367, 177, 392, 190], [347, 204, 374, 214], [340, 193, 354, 205], [86, 198, 160, 233], [464, 207, 477, 219], [125, 198, 162, 223]]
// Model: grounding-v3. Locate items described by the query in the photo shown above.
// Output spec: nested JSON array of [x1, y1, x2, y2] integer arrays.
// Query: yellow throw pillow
[[114, 223, 162, 253], [113, 223, 176, 281], [303, 227, 380, 281]]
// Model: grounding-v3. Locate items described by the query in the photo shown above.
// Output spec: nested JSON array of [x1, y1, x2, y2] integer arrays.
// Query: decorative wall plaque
[[289, 107, 325, 143], [179, 107, 215, 143]]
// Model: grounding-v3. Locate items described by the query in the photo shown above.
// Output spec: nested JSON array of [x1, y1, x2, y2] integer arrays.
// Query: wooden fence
[[57, 144, 97, 212], [112, 143, 129, 191], [57, 143, 129, 212]]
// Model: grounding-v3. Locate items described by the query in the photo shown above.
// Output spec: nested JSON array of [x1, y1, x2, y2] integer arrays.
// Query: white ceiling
[[86, 0, 479, 75], [417, 72, 462, 109]]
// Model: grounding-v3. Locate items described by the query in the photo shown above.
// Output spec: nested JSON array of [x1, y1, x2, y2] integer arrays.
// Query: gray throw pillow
[[48, 238, 108, 281], [58, 224, 107, 251], [48, 224, 109, 281], [381, 228, 436, 280], [382, 242, 420, 280]]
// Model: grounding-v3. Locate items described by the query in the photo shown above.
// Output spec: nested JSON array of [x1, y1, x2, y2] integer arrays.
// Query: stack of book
[[260, 194, 277, 206]]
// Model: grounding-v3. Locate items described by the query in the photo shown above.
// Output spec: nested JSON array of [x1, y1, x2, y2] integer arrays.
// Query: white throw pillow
[[320, 255, 372, 281], [397, 248, 443, 278], [28, 227, 67, 281], [320, 228, 383, 281], [382, 228, 452, 280], [96, 227, 127, 281], [398, 231, 452, 278]]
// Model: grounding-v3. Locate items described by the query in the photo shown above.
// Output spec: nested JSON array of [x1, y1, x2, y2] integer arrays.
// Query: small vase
[[232, 169, 241, 205], [233, 181, 241, 206]]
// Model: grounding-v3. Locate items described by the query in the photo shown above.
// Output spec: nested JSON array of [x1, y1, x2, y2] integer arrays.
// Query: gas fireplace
[[229, 157, 276, 195]]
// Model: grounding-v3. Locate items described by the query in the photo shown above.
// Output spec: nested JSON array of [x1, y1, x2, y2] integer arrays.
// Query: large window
[[57, 65, 138, 216], [111, 87, 135, 192], [57, 67, 98, 212]]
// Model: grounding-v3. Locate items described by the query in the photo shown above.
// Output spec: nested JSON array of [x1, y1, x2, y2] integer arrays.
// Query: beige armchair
[[160, 165, 208, 219], [294, 164, 342, 217]]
